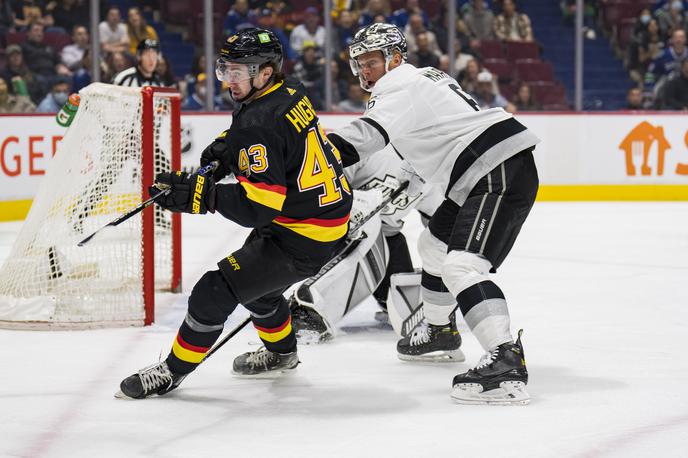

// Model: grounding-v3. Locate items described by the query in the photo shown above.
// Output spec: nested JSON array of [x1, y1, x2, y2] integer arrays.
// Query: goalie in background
[[117, 28, 352, 399], [289, 147, 456, 353]]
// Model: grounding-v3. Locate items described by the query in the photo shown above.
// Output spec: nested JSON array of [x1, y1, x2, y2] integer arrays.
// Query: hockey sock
[[421, 270, 457, 326], [456, 280, 512, 351], [373, 232, 414, 308], [167, 314, 223, 374], [252, 302, 296, 354]]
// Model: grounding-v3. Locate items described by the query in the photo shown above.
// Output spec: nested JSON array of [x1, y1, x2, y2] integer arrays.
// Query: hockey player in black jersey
[[329, 23, 537, 405], [117, 28, 352, 399]]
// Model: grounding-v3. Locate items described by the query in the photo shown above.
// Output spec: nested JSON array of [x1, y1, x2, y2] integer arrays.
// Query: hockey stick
[[77, 161, 219, 247], [202, 180, 410, 362]]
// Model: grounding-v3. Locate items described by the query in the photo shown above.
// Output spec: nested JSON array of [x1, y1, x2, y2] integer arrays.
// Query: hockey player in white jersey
[[327, 23, 540, 405]]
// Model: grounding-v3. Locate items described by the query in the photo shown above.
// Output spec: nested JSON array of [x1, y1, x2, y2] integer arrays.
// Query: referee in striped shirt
[[113, 39, 165, 87]]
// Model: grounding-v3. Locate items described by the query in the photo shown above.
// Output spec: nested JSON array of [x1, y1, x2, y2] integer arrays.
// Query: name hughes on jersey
[[285, 95, 317, 133]]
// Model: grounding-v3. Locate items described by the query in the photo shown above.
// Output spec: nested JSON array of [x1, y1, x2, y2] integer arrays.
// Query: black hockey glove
[[150, 171, 216, 214], [200, 135, 230, 181]]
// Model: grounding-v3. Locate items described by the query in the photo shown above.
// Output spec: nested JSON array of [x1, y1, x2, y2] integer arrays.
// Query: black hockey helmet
[[136, 38, 160, 55], [217, 27, 283, 75]]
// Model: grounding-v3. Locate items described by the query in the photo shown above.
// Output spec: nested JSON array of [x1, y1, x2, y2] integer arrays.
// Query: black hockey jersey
[[213, 78, 352, 248]]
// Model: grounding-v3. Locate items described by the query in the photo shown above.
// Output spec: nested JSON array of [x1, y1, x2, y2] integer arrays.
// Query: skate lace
[[246, 347, 273, 369], [409, 321, 431, 346], [474, 348, 499, 370], [138, 362, 173, 392]]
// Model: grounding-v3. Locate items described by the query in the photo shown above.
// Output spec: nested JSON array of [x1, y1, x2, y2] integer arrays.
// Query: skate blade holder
[[450, 381, 530, 406]]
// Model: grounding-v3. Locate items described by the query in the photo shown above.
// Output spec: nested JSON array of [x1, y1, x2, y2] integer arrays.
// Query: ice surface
[[1, 202, 687, 458]]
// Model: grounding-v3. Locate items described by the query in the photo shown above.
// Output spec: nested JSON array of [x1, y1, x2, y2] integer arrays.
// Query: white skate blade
[[398, 348, 466, 363], [295, 329, 333, 345], [114, 390, 135, 400], [450, 381, 530, 406]]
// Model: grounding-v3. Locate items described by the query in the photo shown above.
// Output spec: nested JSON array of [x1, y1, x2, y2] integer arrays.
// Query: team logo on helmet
[[349, 23, 408, 60]]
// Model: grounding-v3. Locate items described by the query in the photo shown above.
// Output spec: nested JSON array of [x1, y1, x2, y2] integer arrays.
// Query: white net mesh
[[0, 83, 179, 329]]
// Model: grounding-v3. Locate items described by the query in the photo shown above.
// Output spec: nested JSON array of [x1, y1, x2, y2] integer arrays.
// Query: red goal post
[[0, 84, 182, 329]]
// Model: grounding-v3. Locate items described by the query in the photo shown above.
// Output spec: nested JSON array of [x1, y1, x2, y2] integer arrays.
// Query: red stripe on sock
[[176, 333, 210, 353], [253, 315, 291, 334]]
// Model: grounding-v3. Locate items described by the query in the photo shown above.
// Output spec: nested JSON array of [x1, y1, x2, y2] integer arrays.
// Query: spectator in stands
[[103, 50, 132, 83], [432, 6, 473, 56], [21, 21, 69, 79], [44, 0, 88, 33], [358, 0, 389, 28], [1, 44, 43, 103], [459, 57, 481, 93], [99, 5, 129, 55], [494, 0, 534, 42], [126, 7, 158, 56], [11, 0, 44, 29], [156, 56, 177, 88], [183, 73, 218, 111], [0, 0, 15, 35], [328, 59, 348, 107], [333, 9, 357, 53], [292, 41, 324, 108], [471, 70, 513, 110], [36, 75, 70, 112], [223, 0, 255, 38], [256, 8, 294, 60], [290, 6, 325, 55], [464, 0, 496, 41], [337, 82, 368, 112], [633, 19, 666, 81], [405, 12, 442, 55], [648, 28, 687, 83], [390, 0, 428, 29], [61, 24, 89, 73], [656, 0, 686, 37], [624, 87, 645, 109], [561, 0, 596, 36], [408, 31, 441, 68], [72, 48, 93, 91], [511, 82, 540, 111], [0, 76, 36, 113], [659, 58, 688, 109], [453, 38, 475, 74], [632, 8, 653, 40]]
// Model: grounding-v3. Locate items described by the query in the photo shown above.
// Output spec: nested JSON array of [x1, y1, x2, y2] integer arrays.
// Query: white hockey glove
[[398, 160, 425, 198]]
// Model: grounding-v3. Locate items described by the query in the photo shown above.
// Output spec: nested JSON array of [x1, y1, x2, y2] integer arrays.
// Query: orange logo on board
[[618, 121, 688, 176]]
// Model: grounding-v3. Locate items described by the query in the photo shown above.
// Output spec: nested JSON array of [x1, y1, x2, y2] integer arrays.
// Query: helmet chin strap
[[232, 74, 275, 103]]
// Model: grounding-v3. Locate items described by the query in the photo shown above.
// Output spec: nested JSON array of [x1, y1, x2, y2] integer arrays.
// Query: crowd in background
[[1, 0, 687, 114]]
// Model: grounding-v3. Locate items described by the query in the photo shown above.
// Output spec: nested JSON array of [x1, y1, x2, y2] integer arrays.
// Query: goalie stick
[[202, 180, 410, 362], [77, 161, 219, 247]]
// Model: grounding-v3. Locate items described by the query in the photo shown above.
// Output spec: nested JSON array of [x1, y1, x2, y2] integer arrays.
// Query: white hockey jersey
[[332, 64, 540, 206]]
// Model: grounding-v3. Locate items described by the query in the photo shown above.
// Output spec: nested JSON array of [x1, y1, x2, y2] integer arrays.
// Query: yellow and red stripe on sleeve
[[237, 176, 287, 211], [254, 316, 293, 343], [171, 333, 210, 364], [273, 214, 349, 242]]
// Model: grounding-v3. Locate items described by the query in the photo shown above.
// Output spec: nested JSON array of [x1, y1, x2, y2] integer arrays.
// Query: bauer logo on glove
[[150, 171, 216, 214]]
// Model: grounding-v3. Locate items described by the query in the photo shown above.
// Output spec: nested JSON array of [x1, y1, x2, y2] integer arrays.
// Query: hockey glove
[[398, 160, 425, 198], [200, 133, 230, 181], [150, 171, 216, 214]]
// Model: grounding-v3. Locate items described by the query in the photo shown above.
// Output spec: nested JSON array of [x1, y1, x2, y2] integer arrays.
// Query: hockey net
[[0, 83, 182, 329]]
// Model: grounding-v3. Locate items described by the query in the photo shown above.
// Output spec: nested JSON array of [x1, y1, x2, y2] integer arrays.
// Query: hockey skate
[[451, 329, 530, 406], [397, 315, 465, 362], [115, 361, 186, 399], [232, 346, 299, 378], [291, 301, 334, 345]]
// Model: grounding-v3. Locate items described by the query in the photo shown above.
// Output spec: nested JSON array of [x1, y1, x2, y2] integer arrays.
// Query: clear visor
[[215, 60, 252, 83]]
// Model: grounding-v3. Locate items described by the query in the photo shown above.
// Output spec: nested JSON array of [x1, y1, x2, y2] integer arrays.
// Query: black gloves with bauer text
[[150, 171, 216, 214]]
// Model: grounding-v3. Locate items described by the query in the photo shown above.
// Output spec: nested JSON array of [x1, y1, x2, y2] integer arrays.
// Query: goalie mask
[[216, 28, 283, 102], [348, 23, 408, 91]]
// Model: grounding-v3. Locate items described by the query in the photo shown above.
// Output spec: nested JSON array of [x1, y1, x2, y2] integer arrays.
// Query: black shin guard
[[374, 232, 414, 308]]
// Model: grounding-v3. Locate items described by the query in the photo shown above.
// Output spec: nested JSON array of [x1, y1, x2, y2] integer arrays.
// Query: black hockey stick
[[202, 180, 410, 362], [77, 161, 219, 247]]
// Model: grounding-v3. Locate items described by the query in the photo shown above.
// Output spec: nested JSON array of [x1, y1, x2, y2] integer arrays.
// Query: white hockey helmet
[[348, 23, 408, 91]]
